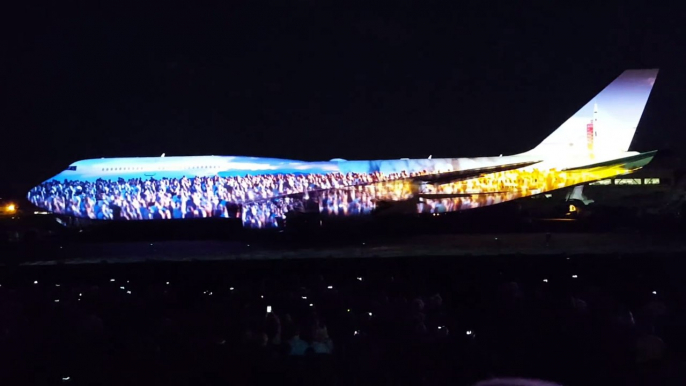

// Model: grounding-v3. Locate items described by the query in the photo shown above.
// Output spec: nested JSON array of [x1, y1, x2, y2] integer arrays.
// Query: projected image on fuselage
[[26, 156, 641, 228], [25, 69, 660, 229], [26, 156, 444, 228]]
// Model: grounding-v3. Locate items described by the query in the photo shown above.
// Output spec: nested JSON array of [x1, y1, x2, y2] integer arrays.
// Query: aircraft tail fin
[[527, 69, 658, 157]]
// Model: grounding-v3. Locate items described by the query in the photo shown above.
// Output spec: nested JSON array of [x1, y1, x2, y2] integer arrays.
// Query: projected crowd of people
[[418, 167, 624, 213], [27, 166, 624, 227], [27, 171, 423, 228]]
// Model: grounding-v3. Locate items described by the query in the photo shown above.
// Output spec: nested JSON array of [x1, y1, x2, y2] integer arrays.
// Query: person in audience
[[286, 327, 310, 356], [311, 325, 333, 354]]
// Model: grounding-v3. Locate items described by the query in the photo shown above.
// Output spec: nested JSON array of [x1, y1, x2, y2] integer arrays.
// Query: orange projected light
[[418, 163, 634, 213]]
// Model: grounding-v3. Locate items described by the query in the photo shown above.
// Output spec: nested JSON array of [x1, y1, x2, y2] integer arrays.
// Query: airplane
[[27, 69, 659, 229]]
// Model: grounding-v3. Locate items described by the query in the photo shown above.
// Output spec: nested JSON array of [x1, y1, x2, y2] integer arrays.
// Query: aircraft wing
[[416, 192, 510, 199], [409, 160, 541, 185]]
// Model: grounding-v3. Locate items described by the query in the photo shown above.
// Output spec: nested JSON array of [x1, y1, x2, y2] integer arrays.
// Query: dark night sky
[[1, 1, 684, 197]]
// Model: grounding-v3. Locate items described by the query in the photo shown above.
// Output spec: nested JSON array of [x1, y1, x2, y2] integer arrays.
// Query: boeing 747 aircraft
[[28, 69, 659, 229]]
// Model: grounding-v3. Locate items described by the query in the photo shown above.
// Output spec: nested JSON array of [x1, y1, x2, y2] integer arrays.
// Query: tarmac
[[11, 231, 686, 265]]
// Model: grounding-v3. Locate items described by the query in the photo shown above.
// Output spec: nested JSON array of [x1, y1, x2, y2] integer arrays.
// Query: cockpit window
[[66, 166, 77, 171]]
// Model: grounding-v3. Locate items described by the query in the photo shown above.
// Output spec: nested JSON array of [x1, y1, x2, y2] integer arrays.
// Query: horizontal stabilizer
[[561, 150, 657, 171]]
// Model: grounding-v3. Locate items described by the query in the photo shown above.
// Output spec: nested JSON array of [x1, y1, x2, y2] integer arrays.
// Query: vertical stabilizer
[[528, 69, 658, 157]]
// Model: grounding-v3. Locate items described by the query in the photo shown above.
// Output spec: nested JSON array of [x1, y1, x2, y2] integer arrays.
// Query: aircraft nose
[[27, 184, 44, 210], [27, 177, 57, 211]]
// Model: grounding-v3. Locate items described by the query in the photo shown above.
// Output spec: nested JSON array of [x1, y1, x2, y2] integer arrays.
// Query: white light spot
[[652, 291, 657, 295], [572, 275, 578, 278], [110, 279, 115, 282], [543, 279, 548, 283], [309, 303, 313, 307], [368, 312, 372, 317], [33, 281, 38, 284], [357, 277, 363, 281], [79, 293, 82, 297], [54, 299, 59, 303], [230, 287, 234, 291], [466, 330, 473, 335], [55, 284, 60, 287], [127, 291, 131, 294], [120, 286, 125, 290], [327, 285, 333, 289], [166, 282, 169, 285], [302, 296, 307, 299]]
